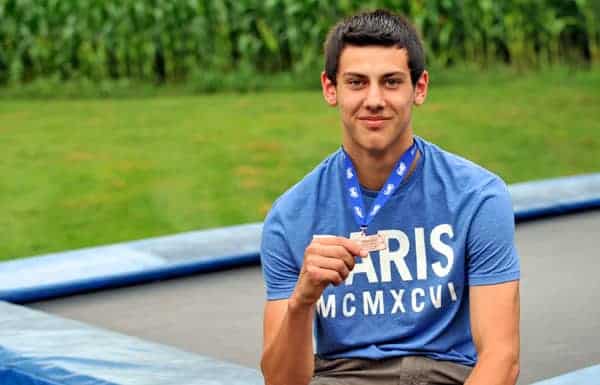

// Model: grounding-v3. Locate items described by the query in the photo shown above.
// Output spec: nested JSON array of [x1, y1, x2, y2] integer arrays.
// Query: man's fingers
[[305, 265, 345, 286], [306, 255, 350, 279], [312, 235, 367, 257], [300, 235, 370, 295], [306, 244, 355, 270]]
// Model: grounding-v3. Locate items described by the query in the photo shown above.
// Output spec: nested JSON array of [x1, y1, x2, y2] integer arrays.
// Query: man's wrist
[[288, 292, 316, 314]]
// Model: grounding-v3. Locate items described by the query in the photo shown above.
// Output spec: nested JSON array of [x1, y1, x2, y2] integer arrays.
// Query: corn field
[[0, 0, 599, 86]]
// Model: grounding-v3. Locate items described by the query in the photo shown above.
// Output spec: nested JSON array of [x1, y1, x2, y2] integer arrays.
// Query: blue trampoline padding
[[529, 365, 600, 385], [1, 174, 599, 304], [0, 223, 262, 304], [0, 301, 263, 385], [510, 173, 600, 221]]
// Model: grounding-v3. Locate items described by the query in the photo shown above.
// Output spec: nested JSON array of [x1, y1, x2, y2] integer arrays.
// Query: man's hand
[[290, 236, 367, 308], [261, 236, 367, 385]]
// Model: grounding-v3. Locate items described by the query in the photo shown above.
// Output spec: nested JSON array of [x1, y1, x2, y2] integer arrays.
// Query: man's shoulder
[[418, 136, 508, 193]]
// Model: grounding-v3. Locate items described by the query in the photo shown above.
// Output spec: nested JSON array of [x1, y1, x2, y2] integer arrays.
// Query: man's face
[[321, 45, 428, 155]]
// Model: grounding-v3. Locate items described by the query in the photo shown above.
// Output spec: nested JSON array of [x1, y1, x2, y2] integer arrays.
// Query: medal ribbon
[[342, 140, 418, 234]]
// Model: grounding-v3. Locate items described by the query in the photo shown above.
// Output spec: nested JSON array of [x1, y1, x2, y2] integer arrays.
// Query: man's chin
[[359, 140, 389, 155], [344, 128, 398, 155]]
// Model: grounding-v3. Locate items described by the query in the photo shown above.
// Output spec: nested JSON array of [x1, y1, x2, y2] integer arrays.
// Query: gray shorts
[[310, 355, 473, 385]]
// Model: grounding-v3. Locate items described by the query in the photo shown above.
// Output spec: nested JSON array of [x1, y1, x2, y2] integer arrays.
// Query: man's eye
[[385, 78, 401, 87], [348, 80, 365, 88]]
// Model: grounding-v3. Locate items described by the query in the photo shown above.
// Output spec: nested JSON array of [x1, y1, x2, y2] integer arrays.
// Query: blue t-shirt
[[260, 136, 520, 366]]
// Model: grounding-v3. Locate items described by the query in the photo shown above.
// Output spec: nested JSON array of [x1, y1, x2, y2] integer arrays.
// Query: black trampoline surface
[[30, 210, 600, 385]]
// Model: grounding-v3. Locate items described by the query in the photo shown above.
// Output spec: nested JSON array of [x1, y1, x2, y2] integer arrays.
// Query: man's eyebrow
[[382, 72, 408, 78], [342, 72, 368, 78], [341, 71, 408, 78]]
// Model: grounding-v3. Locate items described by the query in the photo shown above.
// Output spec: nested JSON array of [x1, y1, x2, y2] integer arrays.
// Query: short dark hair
[[324, 9, 425, 87]]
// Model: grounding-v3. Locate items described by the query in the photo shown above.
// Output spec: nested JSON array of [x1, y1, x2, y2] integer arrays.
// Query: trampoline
[[1, 174, 599, 385]]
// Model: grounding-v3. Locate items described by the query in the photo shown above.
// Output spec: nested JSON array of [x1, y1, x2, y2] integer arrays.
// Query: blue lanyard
[[342, 141, 418, 234]]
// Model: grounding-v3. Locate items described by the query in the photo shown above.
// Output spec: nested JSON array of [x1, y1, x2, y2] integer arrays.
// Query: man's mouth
[[359, 116, 391, 129]]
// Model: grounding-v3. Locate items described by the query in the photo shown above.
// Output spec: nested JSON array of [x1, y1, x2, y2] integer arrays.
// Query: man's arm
[[465, 280, 520, 385], [260, 236, 366, 385], [260, 298, 315, 385]]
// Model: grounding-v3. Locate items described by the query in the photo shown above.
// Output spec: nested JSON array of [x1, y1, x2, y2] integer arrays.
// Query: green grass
[[1, 67, 599, 261]]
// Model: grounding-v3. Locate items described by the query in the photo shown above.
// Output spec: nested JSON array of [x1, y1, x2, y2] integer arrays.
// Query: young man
[[260, 9, 520, 385]]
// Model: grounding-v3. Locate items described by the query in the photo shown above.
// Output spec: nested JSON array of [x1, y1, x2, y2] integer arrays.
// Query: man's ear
[[413, 70, 429, 106], [321, 71, 337, 106]]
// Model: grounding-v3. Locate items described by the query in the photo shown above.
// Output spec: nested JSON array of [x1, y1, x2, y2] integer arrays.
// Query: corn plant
[[0, 0, 597, 87]]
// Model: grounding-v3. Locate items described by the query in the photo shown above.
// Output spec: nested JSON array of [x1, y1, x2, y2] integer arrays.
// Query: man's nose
[[364, 84, 384, 111]]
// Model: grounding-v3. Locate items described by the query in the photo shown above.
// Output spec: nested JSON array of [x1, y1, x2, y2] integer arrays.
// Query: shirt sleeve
[[260, 204, 300, 300], [467, 178, 521, 286]]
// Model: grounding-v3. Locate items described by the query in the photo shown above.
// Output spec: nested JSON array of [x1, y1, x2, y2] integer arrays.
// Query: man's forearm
[[261, 298, 316, 385], [464, 350, 519, 385]]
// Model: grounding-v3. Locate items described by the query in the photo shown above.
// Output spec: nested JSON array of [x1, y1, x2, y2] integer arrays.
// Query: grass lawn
[[1, 67, 599, 261]]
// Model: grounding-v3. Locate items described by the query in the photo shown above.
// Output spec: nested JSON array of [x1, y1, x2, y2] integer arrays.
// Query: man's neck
[[343, 135, 419, 191]]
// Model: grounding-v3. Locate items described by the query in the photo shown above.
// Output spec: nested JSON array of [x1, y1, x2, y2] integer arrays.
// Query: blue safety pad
[[0, 223, 262, 303], [530, 365, 600, 385], [510, 173, 600, 221], [0, 301, 263, 385]]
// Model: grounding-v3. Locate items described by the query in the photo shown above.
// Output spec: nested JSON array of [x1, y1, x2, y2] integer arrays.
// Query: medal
[[356, 233, 387, 252], [342, 139, 418, 250], [313, 233, 386, 252]]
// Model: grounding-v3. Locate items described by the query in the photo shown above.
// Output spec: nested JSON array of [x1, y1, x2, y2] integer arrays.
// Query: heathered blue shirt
[[260, 135, 520, 366]]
